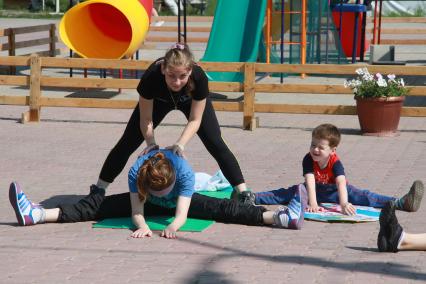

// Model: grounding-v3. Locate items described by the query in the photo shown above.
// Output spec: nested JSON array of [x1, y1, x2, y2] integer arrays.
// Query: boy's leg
[[346, 184, 396, 208], [348, 181, 424, 211], [255, 185, 298, 205], [315, 184, 396, 208], [187, 193, 266, 226], [272, 184, 308, 230]]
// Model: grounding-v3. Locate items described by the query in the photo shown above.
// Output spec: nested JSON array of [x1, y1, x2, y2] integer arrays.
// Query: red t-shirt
[[302, 152, 345, 184]]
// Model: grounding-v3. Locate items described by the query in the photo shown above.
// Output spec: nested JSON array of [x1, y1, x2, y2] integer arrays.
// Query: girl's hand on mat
[[341, 202, 356, 216], [161, 226, 178, 239], [131, 227, 153, 238], [139, 143, 159, 157], [166, 144, 185, 158]]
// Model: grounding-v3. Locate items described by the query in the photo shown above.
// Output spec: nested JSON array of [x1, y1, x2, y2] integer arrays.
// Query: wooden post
[[300, 0, 307, 78], [243, 63, 257, 130], [22, 54, 42, 123], [266, 0, 272, 64], [49, 24, 56, 57], [8, 28, 16, 75]]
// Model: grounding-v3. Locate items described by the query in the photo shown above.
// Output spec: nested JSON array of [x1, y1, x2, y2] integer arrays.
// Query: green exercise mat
[[93, 216, 214, 232], [92, 190, 233, 231], [197, 188, 233, 199]]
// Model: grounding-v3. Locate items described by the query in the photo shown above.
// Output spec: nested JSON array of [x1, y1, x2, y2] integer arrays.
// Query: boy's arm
[[305, 173, 322, 212], [335, 175, 356, 215], [162, 196, 192, 239], [130, 192, 153, 238]]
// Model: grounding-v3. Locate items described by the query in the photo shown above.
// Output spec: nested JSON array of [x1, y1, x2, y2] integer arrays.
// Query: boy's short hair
[[312, 124, 341, 148]]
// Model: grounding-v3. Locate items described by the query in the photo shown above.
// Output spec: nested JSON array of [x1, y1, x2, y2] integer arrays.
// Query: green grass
[[156, 0, 216, 16], [0, 10, 63, 19], [383, 6, 425, 17], [1, 0, 218, 18]]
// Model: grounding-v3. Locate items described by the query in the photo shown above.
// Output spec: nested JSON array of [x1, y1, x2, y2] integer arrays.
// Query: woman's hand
[[138, 143, 159, 157], [130, 226, 153, 238], [166, 143, 185, 158], [161, 225, 178, 239]]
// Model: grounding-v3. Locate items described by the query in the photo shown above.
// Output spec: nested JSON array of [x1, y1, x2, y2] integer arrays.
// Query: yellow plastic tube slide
[[59, 0, 150, 59]]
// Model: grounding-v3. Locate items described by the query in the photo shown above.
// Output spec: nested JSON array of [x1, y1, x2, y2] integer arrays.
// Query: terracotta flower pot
[[355, 96, 405, 137]]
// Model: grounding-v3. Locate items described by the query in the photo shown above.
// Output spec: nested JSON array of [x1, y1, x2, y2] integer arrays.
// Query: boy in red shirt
[[241, 124, 424, 216]]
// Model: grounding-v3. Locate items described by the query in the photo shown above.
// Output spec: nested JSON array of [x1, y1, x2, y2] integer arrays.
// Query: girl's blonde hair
[[136, 152, 176, 202], [163, 43, 195, 96]]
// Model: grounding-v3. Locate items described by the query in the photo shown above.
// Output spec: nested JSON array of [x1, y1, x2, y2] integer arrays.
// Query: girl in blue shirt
[[127, 150, 195, 238], [9, 151, 306, 239]]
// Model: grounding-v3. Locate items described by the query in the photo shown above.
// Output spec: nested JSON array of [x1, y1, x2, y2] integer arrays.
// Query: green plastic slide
[[201, 0, 267, 82]]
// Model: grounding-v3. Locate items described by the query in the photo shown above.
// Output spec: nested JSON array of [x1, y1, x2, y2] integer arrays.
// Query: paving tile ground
[[1, 15, 426, 284], [1, 105, 425, 284]]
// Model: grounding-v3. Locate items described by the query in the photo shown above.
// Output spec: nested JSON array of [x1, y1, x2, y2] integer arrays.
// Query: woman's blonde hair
[[136, 152, 176, 202], [163, 42, 195, 96]]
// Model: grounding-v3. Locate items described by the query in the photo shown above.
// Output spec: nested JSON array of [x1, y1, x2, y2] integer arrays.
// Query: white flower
[[363, 73, 374, 81], [355, 68, 364, 75], [377, 78, 387, 87], [387, 74, 396, 81], [345, 79, 362, 89], [346, 67, 406, 97]]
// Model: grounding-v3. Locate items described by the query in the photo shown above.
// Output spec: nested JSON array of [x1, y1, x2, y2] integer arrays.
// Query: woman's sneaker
[[378, 201, 403, 252], [9, 182, 44, 226]]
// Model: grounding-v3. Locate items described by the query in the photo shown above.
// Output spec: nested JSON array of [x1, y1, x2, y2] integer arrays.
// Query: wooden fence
[[0, 55, 425, 129], [0, 24, 58, 73], [144, 16, 212, 47], [145, 16, 426, 47], [369, 17, 426, 45]]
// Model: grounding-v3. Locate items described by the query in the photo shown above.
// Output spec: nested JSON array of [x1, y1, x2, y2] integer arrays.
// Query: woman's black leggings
[[99, 98, 244, 187], [58, 189, 266, 226]]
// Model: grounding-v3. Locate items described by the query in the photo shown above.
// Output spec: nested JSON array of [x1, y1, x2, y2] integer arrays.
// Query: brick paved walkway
[[1, 105, 425, 283]]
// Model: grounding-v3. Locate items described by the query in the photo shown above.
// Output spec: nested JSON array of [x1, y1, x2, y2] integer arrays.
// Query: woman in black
[[96, 43, 248, 196]]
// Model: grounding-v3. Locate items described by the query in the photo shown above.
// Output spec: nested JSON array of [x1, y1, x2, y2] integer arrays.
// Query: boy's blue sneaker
[[273, 184, 308, 230], [9, 182, 44, 226]]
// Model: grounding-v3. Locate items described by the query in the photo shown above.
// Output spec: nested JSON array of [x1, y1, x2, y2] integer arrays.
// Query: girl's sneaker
[[273, 184, 308, 230], [9, 182, 44, 226]]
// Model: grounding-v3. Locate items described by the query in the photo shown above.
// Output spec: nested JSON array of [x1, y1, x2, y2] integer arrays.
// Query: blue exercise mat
[[304, 203, 381, 223]]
